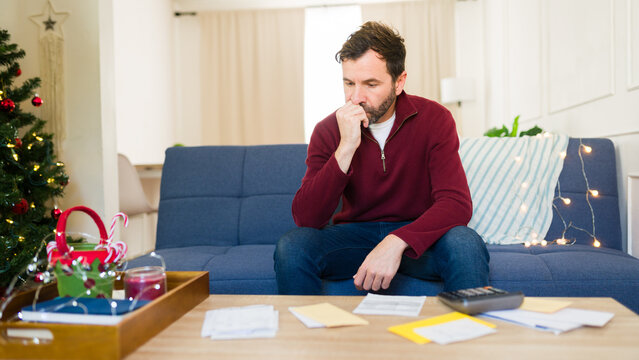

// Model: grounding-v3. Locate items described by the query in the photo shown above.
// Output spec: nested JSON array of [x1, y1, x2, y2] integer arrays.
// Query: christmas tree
[[0, 29, 68, 289]]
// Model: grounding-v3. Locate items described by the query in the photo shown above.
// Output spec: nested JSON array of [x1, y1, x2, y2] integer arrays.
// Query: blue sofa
[[129, 138, 639, 314]]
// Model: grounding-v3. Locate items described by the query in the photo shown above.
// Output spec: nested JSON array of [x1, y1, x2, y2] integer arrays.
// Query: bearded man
[[274, 21, 490, 295]]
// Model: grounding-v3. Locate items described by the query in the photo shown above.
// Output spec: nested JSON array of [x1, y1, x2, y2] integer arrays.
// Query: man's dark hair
[[335, 21, 406, 82]]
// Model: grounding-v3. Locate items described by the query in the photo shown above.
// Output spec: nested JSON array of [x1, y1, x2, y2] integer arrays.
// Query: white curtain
[[361, 0, 458, 127], [199, 9, 305, 145]]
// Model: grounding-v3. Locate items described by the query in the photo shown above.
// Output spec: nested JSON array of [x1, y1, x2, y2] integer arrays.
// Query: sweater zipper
[[361, 112, 414, 173], [362, 132, 388, 172]]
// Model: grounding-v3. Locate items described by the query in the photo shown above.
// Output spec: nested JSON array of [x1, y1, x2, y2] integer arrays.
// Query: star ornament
[[29, 0, 69, 39], [44, 16, 57, 31]]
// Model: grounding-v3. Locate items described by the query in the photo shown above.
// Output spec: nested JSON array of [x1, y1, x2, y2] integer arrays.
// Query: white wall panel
[[483, 0, 507, 128], [548, 0, 614, 113], [629, 0, 639, 90], [507, 0, 542, 122]]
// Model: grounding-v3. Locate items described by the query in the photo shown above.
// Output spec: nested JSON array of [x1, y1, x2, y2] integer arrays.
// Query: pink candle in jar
[[124, 266, 167, 301]]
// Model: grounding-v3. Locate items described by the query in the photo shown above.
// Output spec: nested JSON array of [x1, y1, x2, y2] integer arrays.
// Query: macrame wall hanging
[[29, 0, 69, 159]]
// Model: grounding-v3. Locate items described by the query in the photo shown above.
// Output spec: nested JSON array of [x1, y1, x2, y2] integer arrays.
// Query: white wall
[[113, 0, 176, 164], [1, 0, 118, 236], [173, 10, 202, 147], [458, 0, 639, 253]]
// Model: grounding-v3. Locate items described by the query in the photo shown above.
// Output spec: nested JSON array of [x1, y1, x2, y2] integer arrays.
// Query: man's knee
[[437, 226, 489, 261], [274, 227, 318, 268]]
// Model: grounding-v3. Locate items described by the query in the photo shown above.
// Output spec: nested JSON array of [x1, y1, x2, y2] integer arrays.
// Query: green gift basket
[[46, 206, 127, 298]]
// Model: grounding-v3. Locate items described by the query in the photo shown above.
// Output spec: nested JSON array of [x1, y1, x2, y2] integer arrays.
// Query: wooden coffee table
[[127, 295, 639, 360]]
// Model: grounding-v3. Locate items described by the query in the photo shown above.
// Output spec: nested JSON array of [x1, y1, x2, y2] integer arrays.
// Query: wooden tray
[[0, 271, 209, 360]]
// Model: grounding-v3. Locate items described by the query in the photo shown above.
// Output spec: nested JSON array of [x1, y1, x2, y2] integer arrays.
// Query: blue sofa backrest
[[155, 138, 621, 251], [155, 145, 307, 249], [547, 138, 621, 250]]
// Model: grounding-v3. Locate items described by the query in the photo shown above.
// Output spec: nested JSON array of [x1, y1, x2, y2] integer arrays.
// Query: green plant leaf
[[484, 125, 510, 137], [519, 126, 543, 137], [509, 115, 520, 137]]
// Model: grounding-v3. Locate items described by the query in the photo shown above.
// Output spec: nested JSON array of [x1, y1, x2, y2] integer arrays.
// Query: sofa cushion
[[460, 135, 569, 245], [128, 245, 278, 295]]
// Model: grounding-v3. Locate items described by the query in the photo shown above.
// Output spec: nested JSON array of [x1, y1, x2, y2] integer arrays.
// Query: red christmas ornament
[[60, 179, 68, 187], [31, 95, 43, 107], [11, 198, 29, 215], [14, 138, 22, 148], [16, 68, 22, 77], [0, 98, 15, 112], [34, 272, 45, 283], [51, 208, 62, 220]]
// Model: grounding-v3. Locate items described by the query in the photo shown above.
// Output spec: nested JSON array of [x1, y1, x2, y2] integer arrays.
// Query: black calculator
[[437, 286, 524, 315]]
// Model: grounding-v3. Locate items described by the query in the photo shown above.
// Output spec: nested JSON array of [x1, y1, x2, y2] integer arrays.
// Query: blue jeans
[[274, 222, 490, 295]]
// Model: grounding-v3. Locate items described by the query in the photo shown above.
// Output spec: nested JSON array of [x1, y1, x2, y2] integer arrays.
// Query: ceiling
[[172, 0, 407, 11]]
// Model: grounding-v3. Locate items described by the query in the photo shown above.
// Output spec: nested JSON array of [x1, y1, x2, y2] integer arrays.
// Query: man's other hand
[[353, 234, 409, 291]]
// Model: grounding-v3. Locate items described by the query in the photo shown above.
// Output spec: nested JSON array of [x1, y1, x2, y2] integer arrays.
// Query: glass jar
[[124, 266, 167, 301]]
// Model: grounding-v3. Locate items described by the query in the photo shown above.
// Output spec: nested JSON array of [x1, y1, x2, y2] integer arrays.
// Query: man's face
[[342, 49, 406, 124]]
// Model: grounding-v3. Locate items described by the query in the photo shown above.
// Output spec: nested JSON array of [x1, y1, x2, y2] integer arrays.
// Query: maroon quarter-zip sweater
[[292, 91, 472, 258]]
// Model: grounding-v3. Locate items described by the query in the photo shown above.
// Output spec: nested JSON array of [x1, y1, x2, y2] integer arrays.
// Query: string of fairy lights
[[516, 134, 601, 248], [551, 138, 601, 248]]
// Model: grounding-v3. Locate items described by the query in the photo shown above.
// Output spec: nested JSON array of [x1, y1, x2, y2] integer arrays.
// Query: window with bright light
[[304, 6, 362, 143]]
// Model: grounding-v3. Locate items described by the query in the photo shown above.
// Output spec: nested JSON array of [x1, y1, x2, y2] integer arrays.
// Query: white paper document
[[353, 294, 426, 316], [548, 308, 614, 327], [201, 304, 278, 340], [483, 307, 614, 334], [413, 318, 497, 345]]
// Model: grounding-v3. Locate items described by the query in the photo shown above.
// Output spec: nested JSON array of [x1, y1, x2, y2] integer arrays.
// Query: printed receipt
[[353, 293, 426, 316]]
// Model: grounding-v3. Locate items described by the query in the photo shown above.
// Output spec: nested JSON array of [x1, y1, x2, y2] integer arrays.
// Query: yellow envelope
[[388, 312, 495, 344], [520, 297, 572, 313], [291, 302, 369, 327]]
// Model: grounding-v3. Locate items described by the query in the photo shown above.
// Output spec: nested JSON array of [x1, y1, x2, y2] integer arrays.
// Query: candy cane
[[46, 241, 58, 262], [108, 212, 129, 242], [101, 241, 128, 263]]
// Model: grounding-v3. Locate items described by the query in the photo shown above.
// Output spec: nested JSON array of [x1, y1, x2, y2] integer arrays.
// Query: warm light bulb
[[557, 238, 567, 245], [524, 241, 531, 247], [589, 189, 599, 197], [33, 164, 40, 171], [543, 132, 552, 138], [531, 232, 538, 239], [559, 151, 566, 159], [514, 156, 522, 163], [520, 204, 528, 213], [6, 143, 14, 148], [521, 182, 529, 189], [562, 197, 571, 205], [35, 136, 43, 142], [56, 162, 64, 166], [582, 145, 592, 153], [27, 144, 33, 150], [541, 240, 548, 246], [6, 219, 14, 224], [12, 153, 18, 161], [531, 239, 539, 246], [47, 178, 55, 184], [18, 236, 24, 242], [593, 238, 601, 247]]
